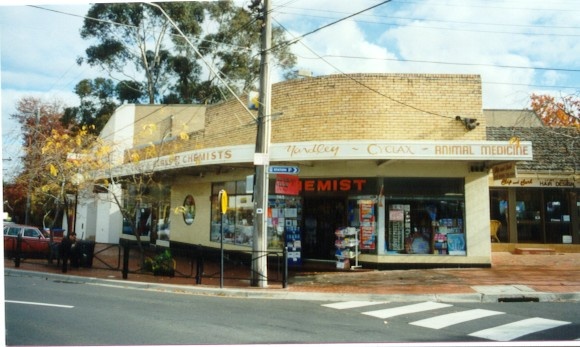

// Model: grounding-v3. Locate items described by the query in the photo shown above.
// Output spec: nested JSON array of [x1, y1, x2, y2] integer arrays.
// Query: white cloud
[[275, 0, 580, 109], [2, 0, 580, 165]]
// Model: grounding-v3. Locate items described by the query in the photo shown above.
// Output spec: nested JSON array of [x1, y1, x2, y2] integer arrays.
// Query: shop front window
[[269, 195, 302, 262], [384, 178, 465, 256], [544, 189, 571, 243], [515, 189, 543, 243], [122, 184, 171, 243], [210, 181, 253, 246], [490, 189, 508, 242]]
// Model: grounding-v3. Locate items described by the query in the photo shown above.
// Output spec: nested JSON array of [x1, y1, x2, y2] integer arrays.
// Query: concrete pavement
[[4, 250, 580, 303]]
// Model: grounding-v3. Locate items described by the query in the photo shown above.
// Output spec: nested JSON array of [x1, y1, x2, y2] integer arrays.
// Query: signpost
[[268, 166, 300, 174], [218, 189, 228, 288]]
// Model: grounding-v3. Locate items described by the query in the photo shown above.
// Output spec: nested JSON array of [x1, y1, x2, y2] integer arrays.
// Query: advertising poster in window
[[359, 200, 376, 250], [274, 174, 300, 195]]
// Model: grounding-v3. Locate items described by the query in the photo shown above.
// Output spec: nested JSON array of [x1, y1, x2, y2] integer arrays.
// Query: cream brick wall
[[130, 73, 485, 157], [132, 104, 206, 147], [202, 73, 485, 149]]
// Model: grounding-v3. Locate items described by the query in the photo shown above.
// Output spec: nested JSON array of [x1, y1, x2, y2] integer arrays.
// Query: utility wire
[[148, 3, 256, 123], [271, 0, 392, 52], [317, 55, 580, 73], [28, 5, 253, 52], [297, 0, 392, 39], [280, 7, 580, 30], [276, 11, 580, 38], [272, 18, 453, 120]]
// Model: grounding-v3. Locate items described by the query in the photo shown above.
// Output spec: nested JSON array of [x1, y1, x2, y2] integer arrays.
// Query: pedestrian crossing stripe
[[410, 309, 505, 329], [323, 301, 573, 341], [322, 301, 386, 310], [362, 301, 452, 319], [469, 317, 570, 342]]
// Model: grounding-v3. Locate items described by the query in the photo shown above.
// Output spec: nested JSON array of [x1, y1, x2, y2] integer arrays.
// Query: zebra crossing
[[322, 300, 572, 342]]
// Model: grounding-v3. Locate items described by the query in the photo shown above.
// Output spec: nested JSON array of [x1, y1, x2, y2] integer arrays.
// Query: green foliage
[[144, 249, 175, 276], [77, 1, 297, 106], [62, 78, 118, 134]]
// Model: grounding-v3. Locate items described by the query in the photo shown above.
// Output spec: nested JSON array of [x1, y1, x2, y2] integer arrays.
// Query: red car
[[3, 224, 61, 258]]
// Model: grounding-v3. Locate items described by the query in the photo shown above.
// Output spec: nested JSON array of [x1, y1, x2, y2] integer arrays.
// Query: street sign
[[268, 166, 300, 174], [218, 190, 228, 214]]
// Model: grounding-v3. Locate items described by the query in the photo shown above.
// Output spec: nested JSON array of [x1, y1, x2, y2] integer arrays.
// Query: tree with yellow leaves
[[6, 97, 91, 230], [530, 93, 580, 128]]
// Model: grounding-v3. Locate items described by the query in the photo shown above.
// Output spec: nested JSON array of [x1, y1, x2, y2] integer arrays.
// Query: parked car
[[3, 224, 61, 258]]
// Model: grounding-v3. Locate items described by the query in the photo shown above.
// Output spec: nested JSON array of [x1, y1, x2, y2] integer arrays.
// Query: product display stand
[[335, 227, 361, 270]]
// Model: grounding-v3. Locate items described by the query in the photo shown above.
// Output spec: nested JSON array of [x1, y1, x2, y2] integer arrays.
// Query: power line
[[27, 5, 254, 52], [278, 6, 580, 31], [315, 54, 580, 73], [274, 11, 580, 38], [272, 18, 453, 120], [393, 0, 580, 13], [293, 0, 392, 41]]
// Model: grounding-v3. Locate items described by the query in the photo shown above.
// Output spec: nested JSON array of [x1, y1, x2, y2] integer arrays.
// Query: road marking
[[322, 301, 386, 310], [362, 301, 452, 319], [5, 300, 74, 309], [469, 317, 570, 341], [410, 309, 505, 329]]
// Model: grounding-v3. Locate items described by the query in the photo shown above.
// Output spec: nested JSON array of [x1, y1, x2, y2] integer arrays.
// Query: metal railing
[[118, 239, 289, 288], [6, 237, 290, 288]]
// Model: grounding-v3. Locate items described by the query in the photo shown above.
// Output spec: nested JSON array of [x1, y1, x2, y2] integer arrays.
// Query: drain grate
[[498, 297, 539, 302]]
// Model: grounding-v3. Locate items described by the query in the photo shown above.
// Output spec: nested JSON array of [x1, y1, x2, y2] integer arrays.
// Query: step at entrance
[[514, 248, 556, 255]]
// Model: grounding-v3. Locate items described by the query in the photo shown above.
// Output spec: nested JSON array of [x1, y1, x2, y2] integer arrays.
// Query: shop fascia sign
[[491, 176, 577, 188], [114, 140, 533, 174], [270, 140, 533, 161]]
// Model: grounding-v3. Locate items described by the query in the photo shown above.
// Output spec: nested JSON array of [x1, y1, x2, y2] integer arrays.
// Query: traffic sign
[[268, 166, 300, 174]]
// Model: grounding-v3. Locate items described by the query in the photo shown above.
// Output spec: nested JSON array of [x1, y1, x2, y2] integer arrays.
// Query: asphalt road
[[4, 275, 580, 346]]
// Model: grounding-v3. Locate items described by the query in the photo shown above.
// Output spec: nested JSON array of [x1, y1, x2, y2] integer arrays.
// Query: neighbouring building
[[75, 73, 553, 269], [485, 110, 579, 251]]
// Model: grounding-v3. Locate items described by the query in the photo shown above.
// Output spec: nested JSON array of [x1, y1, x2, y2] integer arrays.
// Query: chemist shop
[[204, 140, 532, 269]]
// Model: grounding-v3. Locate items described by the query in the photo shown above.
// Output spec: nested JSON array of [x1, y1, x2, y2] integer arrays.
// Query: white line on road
[[5, 300, 74, 308], [362, 301, 452, 319], [322, 301, 386, 310], [410, 309, 505, 329], [468, 317, 570, 341]]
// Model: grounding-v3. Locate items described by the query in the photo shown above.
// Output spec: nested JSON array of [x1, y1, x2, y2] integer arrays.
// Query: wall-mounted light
[[456, 116, 479, 130], [469, 163, 486, 172]]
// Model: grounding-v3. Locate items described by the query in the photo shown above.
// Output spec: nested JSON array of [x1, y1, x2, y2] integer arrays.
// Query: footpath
[[4, 249, 580, 303]]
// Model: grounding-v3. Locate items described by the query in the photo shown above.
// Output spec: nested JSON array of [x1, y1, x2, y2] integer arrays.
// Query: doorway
[[302, 197, 347, 260]]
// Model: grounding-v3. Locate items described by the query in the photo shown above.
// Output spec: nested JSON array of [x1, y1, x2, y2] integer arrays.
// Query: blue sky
[[2, 0, 580, 179]]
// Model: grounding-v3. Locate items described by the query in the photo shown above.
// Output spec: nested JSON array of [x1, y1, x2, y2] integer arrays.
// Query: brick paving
[[4, 244, 580, 297]]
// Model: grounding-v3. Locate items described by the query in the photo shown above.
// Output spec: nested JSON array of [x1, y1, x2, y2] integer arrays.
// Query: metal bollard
[[283, 247, 288, 289], [122, 243, 130, 279], [14, 234, 22, 268], [195, 245, 204, 284]]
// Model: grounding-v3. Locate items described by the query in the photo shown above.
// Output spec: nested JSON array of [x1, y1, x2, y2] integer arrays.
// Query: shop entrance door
[[302, 197, 347, 260]]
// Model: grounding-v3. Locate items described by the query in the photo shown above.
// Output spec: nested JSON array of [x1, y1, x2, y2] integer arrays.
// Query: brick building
[[485, 110, 579, 251], [77, 73, 538, 268]]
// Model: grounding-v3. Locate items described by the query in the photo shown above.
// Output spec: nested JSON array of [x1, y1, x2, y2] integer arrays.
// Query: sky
[[2, 0, 580, 179]]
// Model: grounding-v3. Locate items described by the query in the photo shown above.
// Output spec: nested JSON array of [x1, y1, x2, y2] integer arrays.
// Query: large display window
[[210, 180, 303, 250], [384, 178, 466, 256], [490, 187, 577, 244], [210, 180, 254, 246], [122, 184, 171, 243]]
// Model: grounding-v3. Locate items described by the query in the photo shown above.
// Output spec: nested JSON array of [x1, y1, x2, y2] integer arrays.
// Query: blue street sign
[[268, 166, 300, 174]]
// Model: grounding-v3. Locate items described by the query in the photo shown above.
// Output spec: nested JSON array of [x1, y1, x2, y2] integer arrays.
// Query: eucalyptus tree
[[77, 1, 296, 105]]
